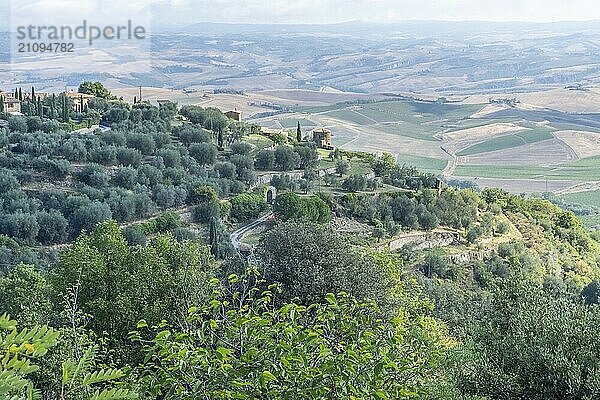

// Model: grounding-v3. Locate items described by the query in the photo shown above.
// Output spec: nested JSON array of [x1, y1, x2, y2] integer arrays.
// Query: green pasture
[[397, 154, 448, 174], [454, 155, 600, 181], [457, 127, 556, 156], [559, 189, 600, 209]]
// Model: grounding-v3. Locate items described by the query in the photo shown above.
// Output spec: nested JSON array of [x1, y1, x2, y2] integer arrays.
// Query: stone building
[[23, 92, 50, 101], [225, 108, 242, 122], [3, 97, 22, 114], [67, 92, 95, 112], [312, 128, 333, 149]]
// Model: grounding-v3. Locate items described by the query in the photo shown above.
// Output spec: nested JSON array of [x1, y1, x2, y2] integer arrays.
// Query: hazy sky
[[4, 0, 600, 26], [151, 0, 600, 24]]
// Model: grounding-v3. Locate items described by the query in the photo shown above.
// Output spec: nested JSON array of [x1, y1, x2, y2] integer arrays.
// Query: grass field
[[352, 101, 482, 124], [397, 154, 448, 174], [245, 134, 274, 150], [297, 104, 347, 114], [317, 156, 373, 175], [297, 99, 484, 145], [559, 190, 600, 208], [299, 99, 482, 125], [323, 109, 375, 125], [455, 155, 600, 181], [580, 215, 600, 229], [549, 122, 600, 134], [559, 190, 600, 229], [457, 127, 555, 156], [278, 118, 315, 128], [241, 233, 262, 246], [448, 117, 522, 131], [348, 159, 373, 175], [453, 165, 552, 179], [376, 122, 441, 141], [553, 156, 600, 181]]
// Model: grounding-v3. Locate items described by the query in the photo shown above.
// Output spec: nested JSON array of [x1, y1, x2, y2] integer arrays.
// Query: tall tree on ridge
[[217, 130, 224, 149], [296, 121, 302, 142]]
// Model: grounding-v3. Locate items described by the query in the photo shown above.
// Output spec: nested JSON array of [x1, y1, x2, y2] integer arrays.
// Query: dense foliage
[[273, 192, 332, 223], [257, 221, 396, 307], [133, 273, 449, 399]]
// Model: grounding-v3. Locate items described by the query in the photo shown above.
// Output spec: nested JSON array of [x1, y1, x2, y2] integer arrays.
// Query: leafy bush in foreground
[[132, 272, 450, 399]]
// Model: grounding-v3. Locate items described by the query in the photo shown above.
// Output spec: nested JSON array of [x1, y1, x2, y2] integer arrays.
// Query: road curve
[[230, 212, 274, 251]]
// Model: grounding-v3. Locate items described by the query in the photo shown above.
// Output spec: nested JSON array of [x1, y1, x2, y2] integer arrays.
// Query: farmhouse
[[23, 92, 50, 101], [225, 108, 242, 122], [67, 92, 95, 112], [312, 127, 333, 149], [2, 97, 22, 114]]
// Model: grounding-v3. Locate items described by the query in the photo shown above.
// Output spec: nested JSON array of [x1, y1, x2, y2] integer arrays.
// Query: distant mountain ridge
[[162, 19, 600, 35]]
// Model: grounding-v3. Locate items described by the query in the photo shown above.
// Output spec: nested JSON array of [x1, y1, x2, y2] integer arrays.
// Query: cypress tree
[[14, 88, 18, 98], [209, 217, 220, 258], [296, 121, 302, 142], [217, 130, 224, 149], [50, 94, 56, 119], [61, 94, 70, 122], [31, 91, 37, 116], [37, 98, 43, 118], [0, 95, 4, 113], [18, 88, 22, 101]]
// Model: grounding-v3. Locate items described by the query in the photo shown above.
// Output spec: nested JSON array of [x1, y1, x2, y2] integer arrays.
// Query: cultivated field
[[106, 86, 600, 195], [456, 127, 556, 157], [454, 156, 600, 182], [253, 94, 600, 194], [560, 190, 600, 209], [463, 139, 577, 166], [555, 131, 600, 159]]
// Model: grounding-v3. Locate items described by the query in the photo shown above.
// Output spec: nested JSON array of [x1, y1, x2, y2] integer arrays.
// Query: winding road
[[230, 212, 274, 251]]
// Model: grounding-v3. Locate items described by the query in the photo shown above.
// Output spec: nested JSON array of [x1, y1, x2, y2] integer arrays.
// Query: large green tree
[[257, 221, 394, 308], [50, 221, 217, 355], [274, 146, 300, 171], [0, 264, 52, 326], [458, 278, 600, 399], [78, 81, 112, 99], [273, 192, 331, 223], [230, 193, 267, 222]]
